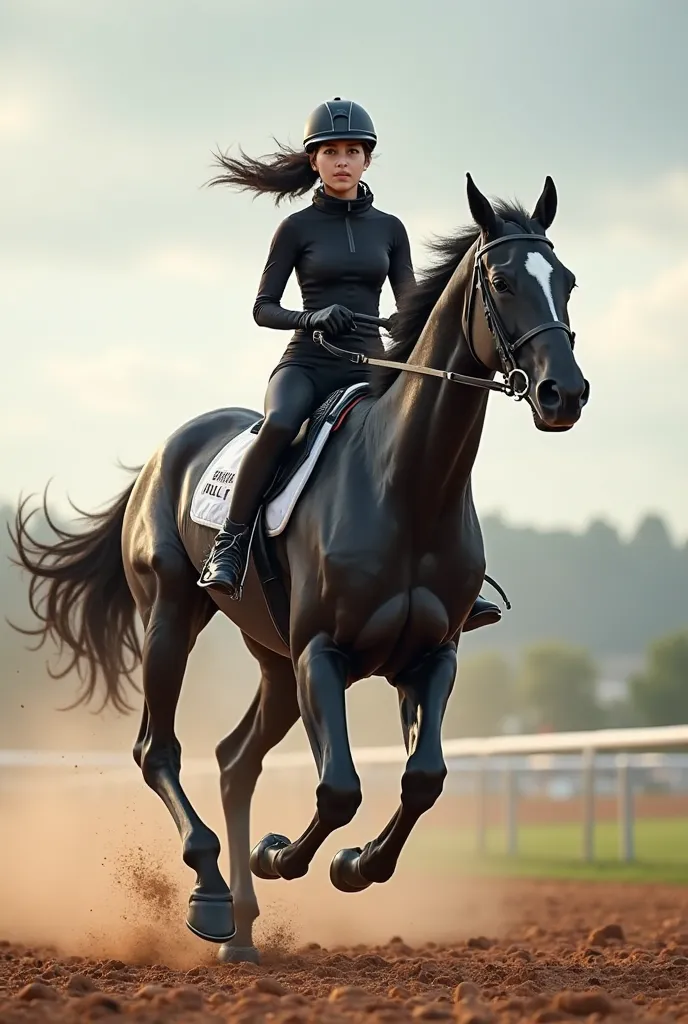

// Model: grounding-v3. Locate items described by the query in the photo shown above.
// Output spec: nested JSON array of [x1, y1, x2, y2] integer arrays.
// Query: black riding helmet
[[303, 97, 377, 152]]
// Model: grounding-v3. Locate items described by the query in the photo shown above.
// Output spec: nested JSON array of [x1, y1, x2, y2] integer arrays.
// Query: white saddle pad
[[190, 383, 368, 537]]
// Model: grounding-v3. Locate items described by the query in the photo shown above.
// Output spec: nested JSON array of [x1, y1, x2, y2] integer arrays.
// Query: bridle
[[464, 232, 576, 399], [313, 229, 576, 402]]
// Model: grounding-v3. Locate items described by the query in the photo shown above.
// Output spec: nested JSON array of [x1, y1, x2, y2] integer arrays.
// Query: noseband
[[312, 230, 575, 401]]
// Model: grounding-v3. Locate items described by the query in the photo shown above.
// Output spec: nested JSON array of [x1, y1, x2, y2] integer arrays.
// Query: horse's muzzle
[[533, 376, 590, 430]]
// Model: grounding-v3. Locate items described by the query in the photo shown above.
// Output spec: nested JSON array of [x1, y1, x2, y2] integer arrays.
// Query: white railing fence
[[3, 724, 688, 865]]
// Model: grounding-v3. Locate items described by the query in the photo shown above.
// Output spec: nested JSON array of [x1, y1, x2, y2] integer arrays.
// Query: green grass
[[404, 817, 688, 885]]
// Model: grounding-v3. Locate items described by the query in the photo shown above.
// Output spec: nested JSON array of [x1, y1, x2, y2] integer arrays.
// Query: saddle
[[190, 383, 371, 644], [264, 383, 369, 502], [190, 382, 370, 537]]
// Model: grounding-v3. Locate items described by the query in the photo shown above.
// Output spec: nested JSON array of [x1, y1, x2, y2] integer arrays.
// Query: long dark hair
[[206, 139, 373, 205]]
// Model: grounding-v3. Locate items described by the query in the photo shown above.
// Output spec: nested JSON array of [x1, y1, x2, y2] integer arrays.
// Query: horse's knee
[[218, 752, 262, 801], [140, 743, 180, 791], [316, 781, 362, 828], [216, 720, 265, 794], [401, 765, 447, 814], [139, 751, 159, 790], [215, 733, 238, 771]]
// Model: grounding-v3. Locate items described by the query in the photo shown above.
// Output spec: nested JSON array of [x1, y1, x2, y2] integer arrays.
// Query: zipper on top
[[345, 214, 356, 253]]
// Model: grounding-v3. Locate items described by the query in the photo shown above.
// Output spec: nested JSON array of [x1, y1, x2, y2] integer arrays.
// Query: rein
[[312, 231, 575, 403]]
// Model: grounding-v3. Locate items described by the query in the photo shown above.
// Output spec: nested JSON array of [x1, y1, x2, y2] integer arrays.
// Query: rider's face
[[311, 140, 370, 200]]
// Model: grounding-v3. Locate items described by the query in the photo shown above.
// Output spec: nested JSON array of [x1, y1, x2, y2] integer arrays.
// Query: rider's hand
[[386, 311, 399, 338], [302, 305, 356, 335]]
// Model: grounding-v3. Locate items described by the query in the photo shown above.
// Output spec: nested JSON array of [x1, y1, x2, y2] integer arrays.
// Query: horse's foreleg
[[250, 632, 360, 882], [138, 557, 234, 944], [215, 637, 300, 964], [329, 642, 456, 892]]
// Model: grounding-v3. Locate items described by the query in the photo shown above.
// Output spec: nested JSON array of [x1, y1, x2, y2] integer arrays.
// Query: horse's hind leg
[[132, 703, 148, 768], [214, 636, 300, 964], [137, 550, 234, 943], [330, 642, 456, 893]]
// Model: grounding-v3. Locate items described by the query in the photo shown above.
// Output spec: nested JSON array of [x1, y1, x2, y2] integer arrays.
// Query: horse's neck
[[370, 260, 493, 527]]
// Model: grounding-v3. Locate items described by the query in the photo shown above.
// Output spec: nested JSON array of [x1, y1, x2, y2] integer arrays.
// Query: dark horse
[[10, 175, 588, 963]]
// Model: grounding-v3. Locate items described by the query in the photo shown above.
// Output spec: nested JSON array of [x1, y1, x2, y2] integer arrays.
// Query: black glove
[[386, 311, 399, 338], [300, 304, 356, 335]]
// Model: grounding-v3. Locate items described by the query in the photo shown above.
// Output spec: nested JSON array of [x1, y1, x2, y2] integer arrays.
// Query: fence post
[[581, 746, 595, 862], [504, 762, 519, 856], [476, 756, 488, 855], [617, 752, 634, 862]]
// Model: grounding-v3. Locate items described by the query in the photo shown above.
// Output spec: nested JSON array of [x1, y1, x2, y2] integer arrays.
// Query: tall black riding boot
[[197, 516, 255, 600]]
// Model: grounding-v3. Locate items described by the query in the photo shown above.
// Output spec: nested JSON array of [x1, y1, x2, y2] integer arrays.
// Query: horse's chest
[[295, 506, 480, 674], [335, 585, 451, 677]]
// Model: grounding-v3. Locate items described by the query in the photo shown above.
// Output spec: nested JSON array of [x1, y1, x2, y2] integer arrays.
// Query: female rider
[[197, 97, 500, 632]]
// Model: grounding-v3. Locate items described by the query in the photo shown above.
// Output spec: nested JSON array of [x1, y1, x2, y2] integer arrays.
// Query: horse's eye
[[492, 278, 509, 294]]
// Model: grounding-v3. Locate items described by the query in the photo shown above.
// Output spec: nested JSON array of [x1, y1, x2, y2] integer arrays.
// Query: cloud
[[588, 257, 688, 358], [2, 2, 688, 539], [605, 169, 688, 222], [41, 346, 206, 416], [568, 169, 688, 253]]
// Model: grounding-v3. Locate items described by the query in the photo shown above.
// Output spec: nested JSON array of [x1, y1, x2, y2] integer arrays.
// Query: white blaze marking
[[524, 251, 558, 320]]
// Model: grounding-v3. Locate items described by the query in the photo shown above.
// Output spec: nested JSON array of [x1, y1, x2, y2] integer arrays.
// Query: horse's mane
[[372, 199, 537, 396]]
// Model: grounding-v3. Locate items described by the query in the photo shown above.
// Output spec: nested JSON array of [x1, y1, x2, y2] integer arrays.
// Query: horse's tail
[[8, 473, 142, 714]]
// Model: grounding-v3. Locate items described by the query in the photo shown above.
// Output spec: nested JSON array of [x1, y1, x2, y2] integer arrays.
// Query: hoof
[[330, 847, 373, 893], [186, 890, 236, 944], [250, 833, 291, 880], [217, 943, 260, 965]]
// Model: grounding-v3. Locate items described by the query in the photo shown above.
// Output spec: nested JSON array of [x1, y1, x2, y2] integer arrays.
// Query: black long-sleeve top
[[252, 183, 415, 368]]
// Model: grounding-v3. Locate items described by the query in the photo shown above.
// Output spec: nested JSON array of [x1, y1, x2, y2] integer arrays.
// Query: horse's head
[[464, 174, 589, 431]]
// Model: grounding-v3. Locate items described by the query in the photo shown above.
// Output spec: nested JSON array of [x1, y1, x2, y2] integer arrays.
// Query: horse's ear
[[466, 173, 498, 237], [531, 175, 557, 231]]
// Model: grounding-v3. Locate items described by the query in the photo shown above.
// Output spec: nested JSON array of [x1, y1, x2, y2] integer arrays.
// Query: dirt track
[[4, 878, 688, 1022]]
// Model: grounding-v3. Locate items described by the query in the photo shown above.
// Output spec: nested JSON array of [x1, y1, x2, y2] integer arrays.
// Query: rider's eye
[[492, 278, 509, 293]]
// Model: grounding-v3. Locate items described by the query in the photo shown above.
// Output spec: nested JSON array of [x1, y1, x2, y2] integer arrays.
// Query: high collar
[[312, 181, 374, 216]]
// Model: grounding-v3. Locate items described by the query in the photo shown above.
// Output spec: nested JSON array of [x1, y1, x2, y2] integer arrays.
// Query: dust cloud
[[0, 721, 511, 966]]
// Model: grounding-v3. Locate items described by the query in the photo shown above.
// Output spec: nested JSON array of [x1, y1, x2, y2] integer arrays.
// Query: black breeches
[[226, 364, 333, 526]]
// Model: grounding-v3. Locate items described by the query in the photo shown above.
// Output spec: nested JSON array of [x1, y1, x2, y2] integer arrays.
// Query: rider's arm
[[387, 217, 416, 306], [252, 217, 307, 330]]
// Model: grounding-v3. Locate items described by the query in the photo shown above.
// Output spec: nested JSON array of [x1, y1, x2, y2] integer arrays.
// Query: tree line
[[0, 501, 686, 751], [445, 630, 688, 738]]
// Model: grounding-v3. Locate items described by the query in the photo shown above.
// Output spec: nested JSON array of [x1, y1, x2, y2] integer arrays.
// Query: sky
[[2, 0, 687, 542]]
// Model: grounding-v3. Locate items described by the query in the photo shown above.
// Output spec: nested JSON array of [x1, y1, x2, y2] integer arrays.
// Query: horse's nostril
[[580, 379, 591, 406], [536, 378, 561, 410]]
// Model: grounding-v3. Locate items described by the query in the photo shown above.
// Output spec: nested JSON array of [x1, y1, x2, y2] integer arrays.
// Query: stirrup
[[484, 573, 511, 610]]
